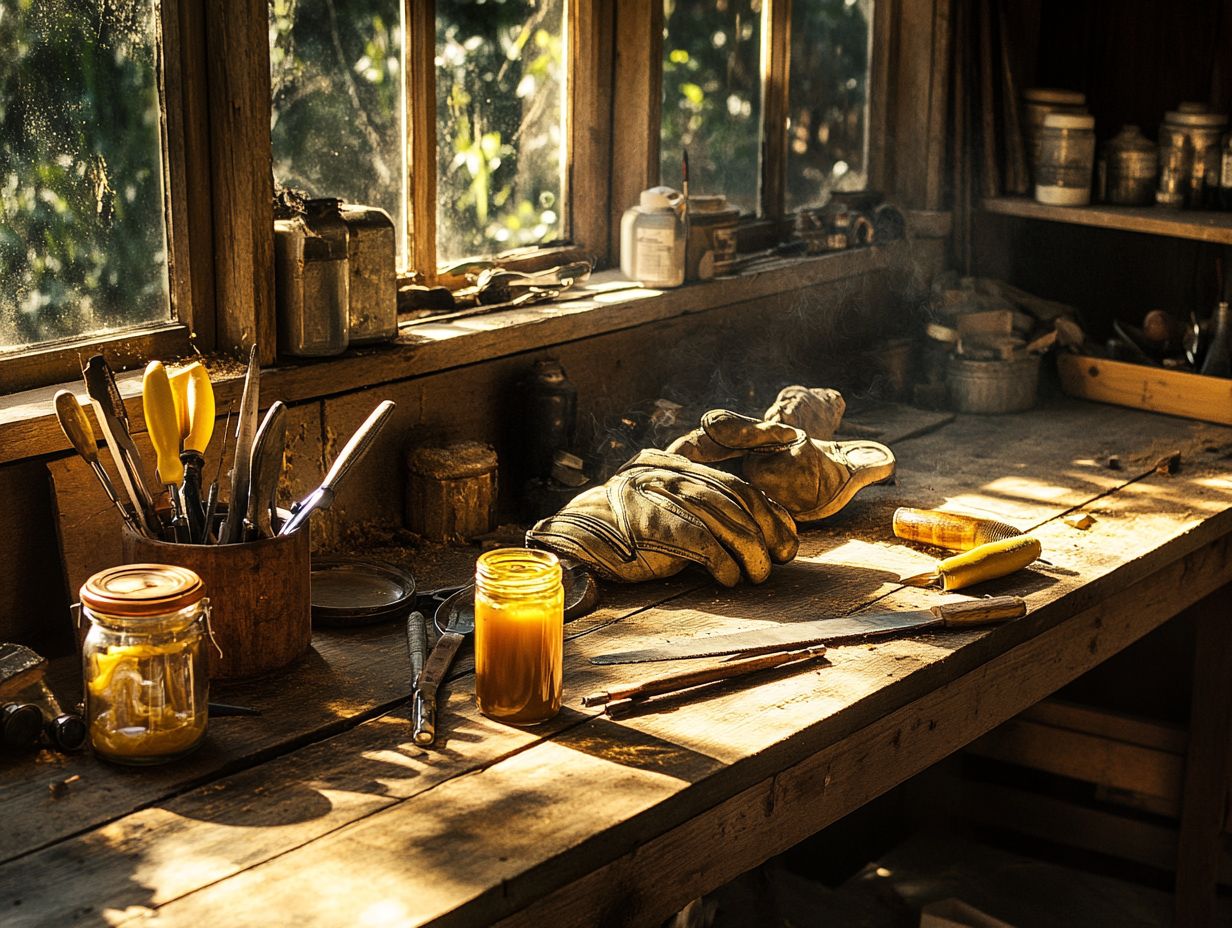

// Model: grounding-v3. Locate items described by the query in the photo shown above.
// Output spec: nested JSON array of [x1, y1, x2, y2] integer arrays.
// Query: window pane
[[0, 0, 169, 353], [436, 0, 567, 264], [786, 0, 873, 211], [270, 0, 406, 262], [660, 0, 763, 215]]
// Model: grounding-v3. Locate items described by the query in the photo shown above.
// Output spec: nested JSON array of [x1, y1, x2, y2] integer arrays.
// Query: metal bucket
[[946, 354, 1041, 414]]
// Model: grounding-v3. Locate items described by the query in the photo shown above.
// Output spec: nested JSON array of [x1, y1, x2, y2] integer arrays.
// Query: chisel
[[590, 596, 1027, 664]]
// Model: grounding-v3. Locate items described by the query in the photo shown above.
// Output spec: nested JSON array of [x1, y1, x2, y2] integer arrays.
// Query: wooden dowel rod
[[580, 646, 827, 708]]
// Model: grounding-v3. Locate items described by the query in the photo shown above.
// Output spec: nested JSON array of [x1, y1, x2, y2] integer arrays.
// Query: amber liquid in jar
[[474, 548, 563, 725]]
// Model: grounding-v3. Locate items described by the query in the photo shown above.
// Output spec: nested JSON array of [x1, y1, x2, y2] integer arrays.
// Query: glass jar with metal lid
[[1101, 125, 1157, 206], [1021, 87, 1087, 184], [80, 564, 209, 765], [1034, 112, 1096, 206], [1159, 108, 1227, 208], [473, 548, 563, 726]]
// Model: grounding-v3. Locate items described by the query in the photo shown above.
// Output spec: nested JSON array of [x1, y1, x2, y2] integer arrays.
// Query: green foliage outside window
[[0, 0, 168, 352]]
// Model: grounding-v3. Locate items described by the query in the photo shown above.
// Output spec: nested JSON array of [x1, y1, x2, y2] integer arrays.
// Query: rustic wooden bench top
[[3, 398, 1232, 927]]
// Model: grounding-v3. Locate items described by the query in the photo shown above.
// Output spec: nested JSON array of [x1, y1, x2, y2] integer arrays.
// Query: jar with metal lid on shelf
[[1100, 125, 1157, 206], [1159, 108, 1227, 208], [79, 564, 210, 765], [1021, 87, 1087, 185], [1034, 112, 1096, 206]]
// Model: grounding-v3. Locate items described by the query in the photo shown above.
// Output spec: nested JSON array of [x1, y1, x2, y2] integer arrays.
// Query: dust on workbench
[[318, 521, 528, 589]]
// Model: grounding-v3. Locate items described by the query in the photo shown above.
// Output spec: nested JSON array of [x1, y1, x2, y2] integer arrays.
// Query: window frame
[[3, 0, 898, 392]]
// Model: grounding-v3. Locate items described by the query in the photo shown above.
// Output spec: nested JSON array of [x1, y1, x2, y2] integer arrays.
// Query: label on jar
[[1222, 150, 1232, 189], [635, 227, 679, 282]]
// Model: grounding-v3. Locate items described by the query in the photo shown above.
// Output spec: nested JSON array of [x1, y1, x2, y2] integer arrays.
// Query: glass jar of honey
[[474, 548, 563, 725], [80, 564, 209, 765]]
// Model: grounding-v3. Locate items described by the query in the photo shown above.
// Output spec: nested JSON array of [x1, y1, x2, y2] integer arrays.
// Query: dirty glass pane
[[270, 0, 406, 262], [436, 0, 567, 264], [660, 0, 764, 215], [0, 0, 169, 353], [786, 0, 873, 211]]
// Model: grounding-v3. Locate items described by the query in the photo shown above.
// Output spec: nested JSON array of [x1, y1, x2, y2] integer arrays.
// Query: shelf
[[982, 196, 1232, 246]]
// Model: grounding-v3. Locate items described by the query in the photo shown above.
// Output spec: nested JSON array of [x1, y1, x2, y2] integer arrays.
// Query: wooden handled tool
[[892, 507, 1023, 551], [581, 645, 827, 710], [53, 390, 142, 533]]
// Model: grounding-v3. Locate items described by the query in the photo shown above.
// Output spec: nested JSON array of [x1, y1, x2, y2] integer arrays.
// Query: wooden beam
[[406, 0, 437, 281], [568, 0, 615, 263], [761, 0, 791, 221], [609, 0, 663, 261], [892, 0, 951, 210], [1176, 589, 1232, 928], [203, 0, 275, 363]]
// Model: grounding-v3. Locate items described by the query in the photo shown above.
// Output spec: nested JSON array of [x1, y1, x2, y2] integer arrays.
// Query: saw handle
[[931, 595, 1027, 626]]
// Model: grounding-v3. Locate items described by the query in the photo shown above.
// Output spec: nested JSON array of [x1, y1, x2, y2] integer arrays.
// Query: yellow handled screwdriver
[[171, 362, 214, 542], [142, 361, 190, 542]]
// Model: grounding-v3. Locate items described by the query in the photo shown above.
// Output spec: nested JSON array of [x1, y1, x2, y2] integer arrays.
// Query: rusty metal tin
[[339, 203, 397, 345]]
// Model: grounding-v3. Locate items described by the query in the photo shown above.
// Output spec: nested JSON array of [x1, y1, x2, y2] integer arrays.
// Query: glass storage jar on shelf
[[80, 564, 209, 765], [473, 548, 563, 726], [1034, 113, 1096, 206]]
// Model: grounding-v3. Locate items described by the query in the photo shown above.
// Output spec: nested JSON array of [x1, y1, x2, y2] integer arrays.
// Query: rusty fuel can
[[339, 203, 397, 345], [274, 197, 350, 358]]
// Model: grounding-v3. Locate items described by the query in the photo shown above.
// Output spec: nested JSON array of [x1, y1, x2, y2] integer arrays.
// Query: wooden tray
[[1057, 353, 1232, 426]]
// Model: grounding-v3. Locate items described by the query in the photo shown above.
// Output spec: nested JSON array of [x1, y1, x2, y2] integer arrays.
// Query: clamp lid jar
[[80, 564, 210, 765]]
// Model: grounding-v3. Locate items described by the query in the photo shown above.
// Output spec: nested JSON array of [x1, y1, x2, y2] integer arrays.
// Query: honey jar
[[473, 548, 563, 725], [80, 564, 209, 765]]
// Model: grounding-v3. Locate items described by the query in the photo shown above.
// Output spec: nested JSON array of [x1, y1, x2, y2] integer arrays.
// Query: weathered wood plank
[[0, 245, 903, 465], [1176, 590, 1232, 928], [4, 403, 1226, 926]]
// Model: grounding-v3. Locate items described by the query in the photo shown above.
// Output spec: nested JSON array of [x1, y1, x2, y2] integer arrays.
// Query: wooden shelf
[[982, 196, 1232, 246]]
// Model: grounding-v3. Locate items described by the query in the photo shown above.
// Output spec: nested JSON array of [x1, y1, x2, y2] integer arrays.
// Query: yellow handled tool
[[142, 362, 189, 542], [892, 507, 1023, 551], [900, 535, 1042, 591], [172, 363, 215, 542]]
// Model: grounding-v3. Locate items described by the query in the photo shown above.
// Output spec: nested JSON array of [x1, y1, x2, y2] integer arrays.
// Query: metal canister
[[1034, 113, 1096, 206], [1101, 125, 1157, 206], [1159, 108, 1227, 208], [1021, 87, 1086, 184], [685, 194, 740, 279], [524, 358, 577, 481], [339, 203, 397, 345], [274, 197, 350, 357]]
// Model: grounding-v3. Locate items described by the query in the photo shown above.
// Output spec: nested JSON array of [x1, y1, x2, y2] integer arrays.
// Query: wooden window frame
[[4, 0, 900, 393], [2, 0, 275, 392], [404, 0, 612, 281], [612, 0, 895, 251]]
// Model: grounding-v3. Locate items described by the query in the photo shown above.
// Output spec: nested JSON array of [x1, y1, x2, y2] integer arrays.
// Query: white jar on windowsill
[[620, 186, 686, 289]]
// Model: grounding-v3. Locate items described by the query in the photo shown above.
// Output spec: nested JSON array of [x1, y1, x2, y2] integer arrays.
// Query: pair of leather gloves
[[528, 387, 895, 587]]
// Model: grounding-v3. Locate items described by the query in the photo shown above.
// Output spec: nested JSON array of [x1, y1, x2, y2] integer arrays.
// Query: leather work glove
[[665, 409, 896, 523], [763, 385, 846, 440], [526, 449, 798, 587]]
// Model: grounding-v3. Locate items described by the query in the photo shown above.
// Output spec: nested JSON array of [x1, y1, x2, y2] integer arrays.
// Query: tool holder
[[121, 506, 311, 680]]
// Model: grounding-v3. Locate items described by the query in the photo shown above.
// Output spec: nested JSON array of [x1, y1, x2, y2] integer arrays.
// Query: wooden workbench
[[3, 398, 1231, 927]]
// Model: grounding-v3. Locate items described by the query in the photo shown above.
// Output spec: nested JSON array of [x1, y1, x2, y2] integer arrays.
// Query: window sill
[[1, 243, 902, 465]]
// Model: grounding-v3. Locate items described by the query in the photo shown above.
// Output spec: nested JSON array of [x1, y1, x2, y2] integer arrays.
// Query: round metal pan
[[311, 558, 417, 627]]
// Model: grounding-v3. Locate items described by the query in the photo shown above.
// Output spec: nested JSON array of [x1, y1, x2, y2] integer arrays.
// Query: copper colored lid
[[81, 564, 205, 617]]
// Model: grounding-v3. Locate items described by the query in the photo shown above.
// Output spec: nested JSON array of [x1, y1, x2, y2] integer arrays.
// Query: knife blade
[[413, 585, 474, 746], [220, 346, 260, 544], [247, 401, 287, 538], [590, 596, 1028, 665], [279, 400, 396, 537]]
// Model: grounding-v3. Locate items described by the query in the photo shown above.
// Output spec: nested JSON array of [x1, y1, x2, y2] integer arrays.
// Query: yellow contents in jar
[[474, 566, 563, 726], [87, 642, 205, 761]]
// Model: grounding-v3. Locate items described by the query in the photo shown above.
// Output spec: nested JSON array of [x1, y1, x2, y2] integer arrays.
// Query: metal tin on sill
[[339, 203, 398, 345], [274, 198, 350, 358]]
